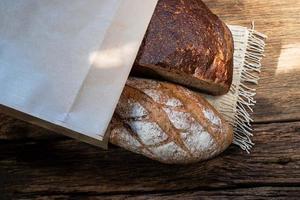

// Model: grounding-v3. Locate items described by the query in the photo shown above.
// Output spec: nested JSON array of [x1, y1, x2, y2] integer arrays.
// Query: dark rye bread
[[132, 0, 234, 95]]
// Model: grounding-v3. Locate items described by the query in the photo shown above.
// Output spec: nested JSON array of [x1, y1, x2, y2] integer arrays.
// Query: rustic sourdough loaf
[[109, 78, 233, 164], [132, 0, 234, 95]]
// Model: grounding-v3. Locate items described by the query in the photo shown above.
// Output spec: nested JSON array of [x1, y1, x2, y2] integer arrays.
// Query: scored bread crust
[[133, 0, 234, 95], [109, 78, 233, 164]]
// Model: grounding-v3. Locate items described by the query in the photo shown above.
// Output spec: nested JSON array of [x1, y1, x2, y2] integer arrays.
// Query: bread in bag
[[109, 78, 233, 164], [133, 0, 234, 95]]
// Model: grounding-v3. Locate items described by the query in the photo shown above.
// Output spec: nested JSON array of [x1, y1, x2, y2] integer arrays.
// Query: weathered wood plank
[[9, 187, 299, 200], [0, 114, 63, 141], [1, 121, 299, 196], [203, 0, 300, 122], [94, 187, 300, 200]]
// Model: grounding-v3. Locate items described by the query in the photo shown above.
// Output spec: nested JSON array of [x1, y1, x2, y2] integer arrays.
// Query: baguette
[[133, 0, 234, 95], [109, 78, 233, 164]]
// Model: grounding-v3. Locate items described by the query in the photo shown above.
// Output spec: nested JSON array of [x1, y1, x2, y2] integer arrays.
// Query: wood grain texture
[[204, 0, 300, 123], [1, 0, 300, 199], [1, 121, 300, 198], [2, 187, 300, 200]]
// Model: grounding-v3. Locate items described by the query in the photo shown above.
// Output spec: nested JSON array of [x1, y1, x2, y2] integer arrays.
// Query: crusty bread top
[[109, 78, 233, 164], [135, 0, 234, 94]]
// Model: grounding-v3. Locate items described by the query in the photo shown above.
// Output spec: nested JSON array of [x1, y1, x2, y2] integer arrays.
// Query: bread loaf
[[133, 0, 234, 95], [109, 78, 233, 164]]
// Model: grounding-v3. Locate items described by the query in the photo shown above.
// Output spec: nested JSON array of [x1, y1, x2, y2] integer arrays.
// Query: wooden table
[[1, 0, 300, 199]]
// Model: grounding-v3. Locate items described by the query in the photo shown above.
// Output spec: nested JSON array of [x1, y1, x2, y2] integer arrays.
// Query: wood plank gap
[[6, 183, 300, 198], [253, 118, 300, 124]]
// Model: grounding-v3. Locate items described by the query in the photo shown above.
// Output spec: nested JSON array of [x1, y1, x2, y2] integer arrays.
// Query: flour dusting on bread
[[149, 142, 189, 162], [203, 109, 221, 126], [110, 78, 233, 164], [129, 102, 148, 118], [129, 121, 168, 146]]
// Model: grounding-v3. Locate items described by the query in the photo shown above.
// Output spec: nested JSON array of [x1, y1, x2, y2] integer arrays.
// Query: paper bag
[[0, 0, 158, 148]]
